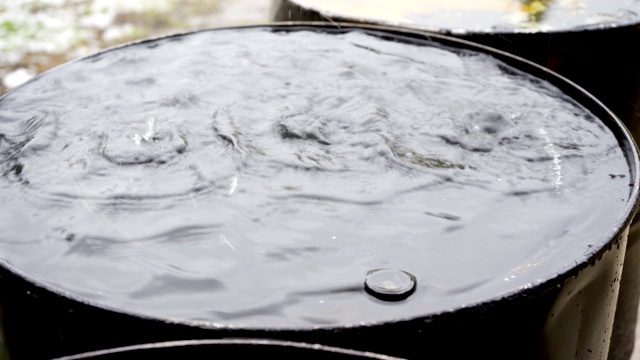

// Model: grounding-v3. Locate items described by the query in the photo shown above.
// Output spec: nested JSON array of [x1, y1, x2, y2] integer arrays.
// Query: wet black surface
[[0, 27, 633, 329]]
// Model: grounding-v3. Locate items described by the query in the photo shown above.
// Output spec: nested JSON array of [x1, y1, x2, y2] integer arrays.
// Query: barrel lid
[[284, 0, 640, 33], [0, 24, 637, 329]]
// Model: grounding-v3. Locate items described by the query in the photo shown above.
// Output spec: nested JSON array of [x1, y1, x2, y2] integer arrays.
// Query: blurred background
[[0, 0, 272, 95]]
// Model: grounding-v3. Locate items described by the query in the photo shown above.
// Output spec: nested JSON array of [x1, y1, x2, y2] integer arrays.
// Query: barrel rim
[[1, 22, 638, 332], [52, 339, 404, 360]]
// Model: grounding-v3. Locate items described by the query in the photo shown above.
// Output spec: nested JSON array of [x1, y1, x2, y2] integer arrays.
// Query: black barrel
[[53, 339, 402, 360], [0, 24, 638, 360]]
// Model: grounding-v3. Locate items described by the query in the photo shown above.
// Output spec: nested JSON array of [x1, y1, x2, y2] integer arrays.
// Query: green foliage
[[0, 20, 17, 36]]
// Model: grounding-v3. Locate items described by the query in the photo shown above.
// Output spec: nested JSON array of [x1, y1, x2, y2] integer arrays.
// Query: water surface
[[0, 27, 633, 328]]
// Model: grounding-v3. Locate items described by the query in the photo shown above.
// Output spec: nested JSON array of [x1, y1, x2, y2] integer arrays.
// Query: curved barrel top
[[0, 25, 637, 329]]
